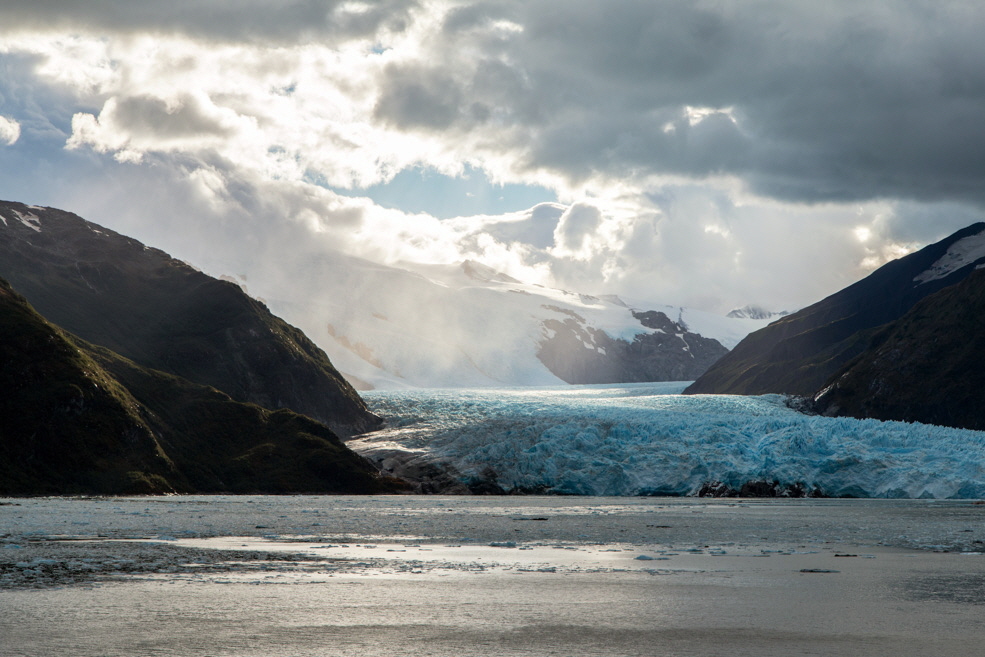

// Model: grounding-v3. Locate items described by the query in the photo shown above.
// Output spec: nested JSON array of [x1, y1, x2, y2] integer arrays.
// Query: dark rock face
[[536, 307, 728, 384], [0, 200, 377, 436], [0, 277, 399, 495], [686, 222, 985, 396], [696, 480, 826, 498], [813, 268, 985, 431]]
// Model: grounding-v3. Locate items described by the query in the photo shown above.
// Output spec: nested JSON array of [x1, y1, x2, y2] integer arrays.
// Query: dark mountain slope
[[685, 223, 985, 395], [0, 277, 177, 494], [0, 277, 399, 495], [813, 268, 985, 430], [84, 343, 396, 494], [537, 309, 728, 383], [0, 200, 377, 436]]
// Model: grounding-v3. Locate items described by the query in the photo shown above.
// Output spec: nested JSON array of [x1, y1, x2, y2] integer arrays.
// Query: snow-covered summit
[[914, 225, 985, 284], [258, 253, 777, 389], [726, 305, 788, 321], [461, 259, 521, 284]]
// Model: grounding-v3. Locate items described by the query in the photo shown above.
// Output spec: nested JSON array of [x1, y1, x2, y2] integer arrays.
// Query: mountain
[[537, 309, 728, 384], [0, 277, 398, 495], [812, 267, 985, 431], [0, 200, 377, 436], [258, 255, 773, 389], [685, 222, 985, 396], [726, 305, 788, 321]]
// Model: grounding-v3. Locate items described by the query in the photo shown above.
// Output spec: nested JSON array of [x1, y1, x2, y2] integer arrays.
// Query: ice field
[[355, 383, 985, 498]]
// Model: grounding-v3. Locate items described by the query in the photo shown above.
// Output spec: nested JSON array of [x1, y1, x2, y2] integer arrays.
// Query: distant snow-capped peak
[[726, 305, 788, 320], [255, 254, 780, 390]]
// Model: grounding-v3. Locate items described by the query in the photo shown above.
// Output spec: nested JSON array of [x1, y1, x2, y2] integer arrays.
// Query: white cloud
[[552, 202, 602, 256], [0, 116, 20, 145], [0, 1, 983, 321]]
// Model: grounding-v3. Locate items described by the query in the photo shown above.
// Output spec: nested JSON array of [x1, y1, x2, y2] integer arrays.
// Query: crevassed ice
[[359, 383, 985, 499]]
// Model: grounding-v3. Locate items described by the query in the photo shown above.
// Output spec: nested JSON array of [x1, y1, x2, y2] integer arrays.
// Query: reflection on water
[[902, 573, 985, 605], [3, 497, 985, 656]]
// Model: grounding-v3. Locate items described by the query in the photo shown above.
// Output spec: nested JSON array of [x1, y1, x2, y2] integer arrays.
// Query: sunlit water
[[354, 383, 985, 498], [3, 496, 985, 656], [5, 385, 985, 655]]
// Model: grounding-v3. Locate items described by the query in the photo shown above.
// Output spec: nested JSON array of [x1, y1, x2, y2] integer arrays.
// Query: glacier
[[353, 383, 985, 499], [257, 251, 775, 389]]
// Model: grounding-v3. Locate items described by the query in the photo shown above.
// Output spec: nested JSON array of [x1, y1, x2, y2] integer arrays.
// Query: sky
[[2, 0, 985, 314]]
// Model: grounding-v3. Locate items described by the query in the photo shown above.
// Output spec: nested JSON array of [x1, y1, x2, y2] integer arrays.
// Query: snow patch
[[12, 210, 41, 233], [915, 230, 985, 284]]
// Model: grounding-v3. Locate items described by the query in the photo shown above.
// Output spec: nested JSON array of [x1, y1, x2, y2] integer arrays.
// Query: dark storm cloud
[[377, 1, 985, 207], [0, 0, 419, 43], [373, 63, 465, 130]]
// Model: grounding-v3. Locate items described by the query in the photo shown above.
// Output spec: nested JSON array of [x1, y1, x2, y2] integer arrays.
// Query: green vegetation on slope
[[0, 277, 404, 495], [0, 278, 176, 494], [0, 200, 378, 436]]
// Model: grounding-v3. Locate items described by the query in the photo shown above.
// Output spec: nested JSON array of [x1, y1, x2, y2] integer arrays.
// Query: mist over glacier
[[351, 384, 985, 499], [254, 250, 773, 390]]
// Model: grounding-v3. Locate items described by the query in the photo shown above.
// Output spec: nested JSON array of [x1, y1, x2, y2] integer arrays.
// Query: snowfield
[[255, 253, 775, 389], [353, 383, 985, 499]]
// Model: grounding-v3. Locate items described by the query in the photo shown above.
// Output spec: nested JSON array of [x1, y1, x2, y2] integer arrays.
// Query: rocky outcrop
[[537, 308, 728, 384]]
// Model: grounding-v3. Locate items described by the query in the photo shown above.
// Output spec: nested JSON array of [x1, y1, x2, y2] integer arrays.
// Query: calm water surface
[[2, 496, 985, 656]]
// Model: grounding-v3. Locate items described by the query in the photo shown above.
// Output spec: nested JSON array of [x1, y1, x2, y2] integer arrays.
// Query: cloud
[[0, 0, 420, 44], [552, 202, 602, 255], [374, 63, 465, 130], [0, 116, 20, 145], [67, 93, 242, 159], [368, 1, 985, 207], [1, 0, 984, 322]]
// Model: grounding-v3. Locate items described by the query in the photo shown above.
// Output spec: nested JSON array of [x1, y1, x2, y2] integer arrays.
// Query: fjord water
[[3, 496, 985, 657], [355, 383, 985, 498], [6, 385, 985, 656]]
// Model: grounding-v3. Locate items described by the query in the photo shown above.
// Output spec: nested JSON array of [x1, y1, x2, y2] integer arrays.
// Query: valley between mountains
[[4, 199, 985, 496]]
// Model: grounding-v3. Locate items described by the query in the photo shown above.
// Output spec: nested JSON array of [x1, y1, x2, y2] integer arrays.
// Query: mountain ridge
[[812, 267, 985, 431], [0, 200, 378, 436], [267, 255, 775, 389], [0, 276, 400, 495], [685, 222, 985, 396]]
